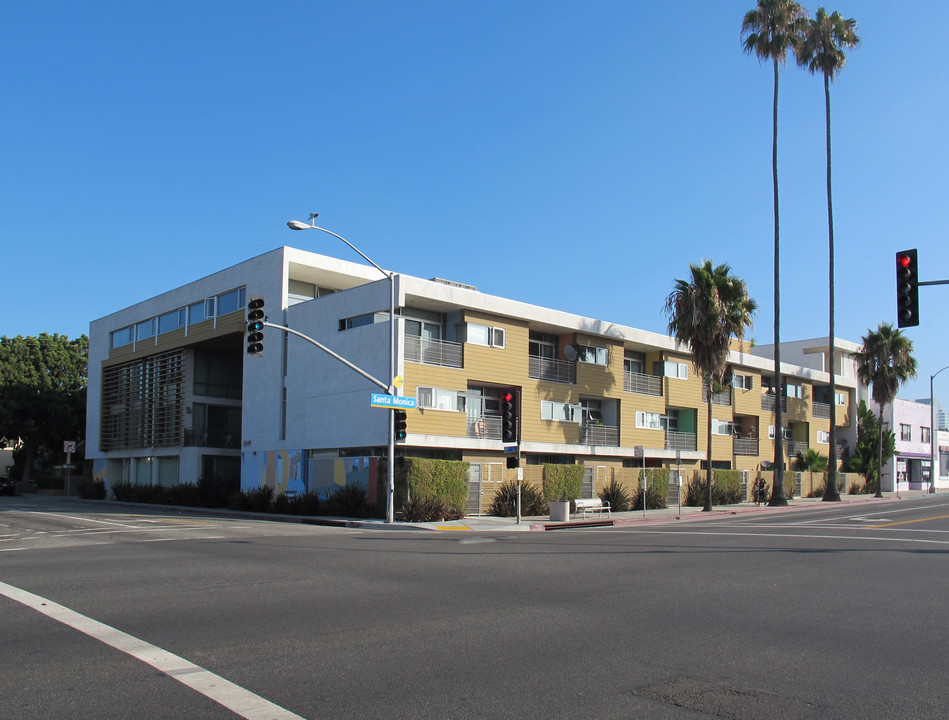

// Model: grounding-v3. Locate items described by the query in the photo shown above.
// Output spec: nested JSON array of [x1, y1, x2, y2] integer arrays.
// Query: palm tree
[[741, 0, 808, 506], [855, 323, 917, 498], [797, 448, 828, 472], [797, 7, 860, 502], [665, 261, 757, 512]]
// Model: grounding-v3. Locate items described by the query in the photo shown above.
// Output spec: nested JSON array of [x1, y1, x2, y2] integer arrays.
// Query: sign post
[[63, 441, 76, 497]]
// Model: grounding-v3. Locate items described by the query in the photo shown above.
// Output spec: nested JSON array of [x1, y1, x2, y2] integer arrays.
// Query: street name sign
[[370, 393, 417, 409]]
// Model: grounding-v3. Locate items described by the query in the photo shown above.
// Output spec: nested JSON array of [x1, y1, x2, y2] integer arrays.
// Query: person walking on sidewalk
[[753, 476, 767, 506]]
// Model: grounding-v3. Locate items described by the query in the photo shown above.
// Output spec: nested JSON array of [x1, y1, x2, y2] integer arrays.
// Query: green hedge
[[391, 457, 469, 519], [542, 464, 584, 501]]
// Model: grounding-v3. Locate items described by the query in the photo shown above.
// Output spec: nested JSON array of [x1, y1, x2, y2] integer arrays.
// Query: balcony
[[405, 335, 463, 368], [812, 401, 831, 419], [666, 431, 697, 451], [702, 386, 732, 406], [467, 415, 502, 440], [624, 371, 662, 396], [529, 356, 576, 385], [579, 423, 619, 447], [787, 440, 808, 457], [734, 437, 759, 456], [183, 427, 241, 448], [761, 394, 787, 412]]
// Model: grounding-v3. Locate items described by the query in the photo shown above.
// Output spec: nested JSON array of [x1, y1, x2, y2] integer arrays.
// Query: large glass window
[[159, 308, 185, 334], [216, 288, 245, 316], [189, 299, 212, 324], [578, 345, 608, 366], [417, 386, 463, 411], [530, 332, 557, 359], [136, 318, 156, 341], [288, 279, 316, 306], [624, 350, 645, 374], [111, 326, 133, 349], [636, 411, 662, 430], [541, 400, 579, 422], [462, 322, 505, 348]]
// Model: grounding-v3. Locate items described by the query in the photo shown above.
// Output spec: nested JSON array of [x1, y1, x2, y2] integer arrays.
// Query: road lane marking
[[612, 529, 949, 545], [0, 581, 307, 720], [868, 513, 949, 528]]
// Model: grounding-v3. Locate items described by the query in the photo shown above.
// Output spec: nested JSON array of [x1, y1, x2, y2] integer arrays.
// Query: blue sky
[[3, 1, 947, 402]]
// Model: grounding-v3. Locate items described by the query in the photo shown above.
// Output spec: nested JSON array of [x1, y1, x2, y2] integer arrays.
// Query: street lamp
[[930, 365, 949, 494], [288, 213, 398, 523]]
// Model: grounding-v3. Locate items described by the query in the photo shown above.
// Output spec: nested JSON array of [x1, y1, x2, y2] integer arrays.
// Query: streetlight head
[[287, 220, 311, 231]]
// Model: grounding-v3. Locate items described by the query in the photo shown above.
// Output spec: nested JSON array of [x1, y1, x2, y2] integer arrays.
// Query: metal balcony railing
[[812, 401, 831, 419], [787, 440, 809, 457], [579, 424, 620, 447], [702, 386, 732, 406], [467, 416, 502, 440], [529, 356, 577, 384], [761, 394, 787, 412], [666, 431, 697, 451], [405, 335, 463, 368], [624, 371, 662, 396], [733, 437, 759, 456]]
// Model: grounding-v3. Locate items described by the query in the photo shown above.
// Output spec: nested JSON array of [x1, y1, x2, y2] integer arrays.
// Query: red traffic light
[[502, 392, 513, 403], [898, 253, 912, 269]]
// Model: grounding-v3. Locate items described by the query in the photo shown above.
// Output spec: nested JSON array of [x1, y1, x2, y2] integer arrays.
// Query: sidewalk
[[349, 490, 937, 533]]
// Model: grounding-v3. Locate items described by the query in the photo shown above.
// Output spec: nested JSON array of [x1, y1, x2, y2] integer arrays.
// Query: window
[[417, 386, 463, 411], [661, 409, 679, 432], [189, 299, 212, 324], [636, 411, 662, 430], [835, 392, 847, 406], [785, 383, 804, 399], [159, 309, 185, 334], [216, 288, 245, 316], [136, 318, 156, 341], [541, 400, 580, 422], [921, 427, 932, 443], [580, 399, 603, 425], [732, 373, 753, 390], [654, 361, 688, 379], [768, 425, 790, 439], [900, 423, 912, 441], [817, 431, 830, 444], [339, 312, 389, 330], [463, 322, 505, 348], [288, 279, 316, 306], [712, 419, 736, 436], [111, 326, 133, 349], [578, 345, 608, 366], [530, 332, 557, 359], [625, 350, 646, 374]]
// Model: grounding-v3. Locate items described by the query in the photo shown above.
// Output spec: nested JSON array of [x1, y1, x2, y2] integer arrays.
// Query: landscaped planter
[[549, 500, 570, 522]]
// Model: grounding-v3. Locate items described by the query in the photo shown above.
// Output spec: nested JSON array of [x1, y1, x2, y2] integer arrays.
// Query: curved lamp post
[[930, 365, 949, 494], [288, 214, 397, 523]]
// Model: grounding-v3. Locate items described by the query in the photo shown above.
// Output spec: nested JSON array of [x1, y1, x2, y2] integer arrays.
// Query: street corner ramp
[[634, 677, 819, 719]]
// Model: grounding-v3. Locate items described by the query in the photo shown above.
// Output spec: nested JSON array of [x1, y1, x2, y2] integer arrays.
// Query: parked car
[[0, 476, 15, 496]]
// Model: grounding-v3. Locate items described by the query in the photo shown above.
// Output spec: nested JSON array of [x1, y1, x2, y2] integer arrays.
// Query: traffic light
[[896, 249, 919, 328], [394, 409, 407, 441], [246, 297, 265, 354], [506, 455, 519, 469], [501, 390, 518, 443]]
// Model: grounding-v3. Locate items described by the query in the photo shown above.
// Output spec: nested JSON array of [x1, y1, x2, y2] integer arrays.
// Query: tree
[[797, 7, 860, 502], [842, 400, 895, 494], [797, 448, 828, 472], [855, 324, 916, 498], [0, 334, 88, 485], [665, 260, 757, 511], [741, 0, 808, 506]]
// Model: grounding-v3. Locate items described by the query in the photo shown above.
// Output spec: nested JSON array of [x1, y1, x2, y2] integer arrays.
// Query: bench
[[574, 498, 611, 518]]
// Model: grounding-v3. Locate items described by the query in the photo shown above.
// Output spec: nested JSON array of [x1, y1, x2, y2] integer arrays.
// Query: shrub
[[684, 472, 744, 507], [404, 457, 468, 518], [165, 481, 200, 506], [77, 478, 107, 500], [490, 480, 548, 517], [542, 464, 584, 501], [246, 486, 275, 513], [197, 474, 239, 508], [402, 497, 462, 522], [597, 479, 631, 512], [325, 482, 370, 517], [632, 485, 666, 510], [848, 480, 869, 495], [288, 491, 324, 516]]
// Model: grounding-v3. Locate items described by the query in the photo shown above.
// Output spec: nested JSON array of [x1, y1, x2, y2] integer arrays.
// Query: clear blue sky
[[3, 1, 946, 402]]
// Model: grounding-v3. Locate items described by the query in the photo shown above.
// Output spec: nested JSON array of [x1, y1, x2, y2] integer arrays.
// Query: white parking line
[[0, 581, 307, 720]]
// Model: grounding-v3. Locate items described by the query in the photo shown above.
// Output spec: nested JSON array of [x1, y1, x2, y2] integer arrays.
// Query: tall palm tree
[[665, 261, 757, 512], [855, 323, 917, 498], [797, 7, 860, 502], [741, 0, 807, 506]]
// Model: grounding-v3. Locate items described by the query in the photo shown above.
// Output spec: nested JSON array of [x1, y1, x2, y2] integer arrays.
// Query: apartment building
[[86, 246, 860, 511], [874, 397, 936, 492]]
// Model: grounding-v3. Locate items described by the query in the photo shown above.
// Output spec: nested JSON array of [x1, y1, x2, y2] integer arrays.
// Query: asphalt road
[[2, 495, 948, 719]]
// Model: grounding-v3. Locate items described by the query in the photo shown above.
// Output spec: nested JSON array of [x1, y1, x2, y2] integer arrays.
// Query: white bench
[[574, 498, 611, 518]]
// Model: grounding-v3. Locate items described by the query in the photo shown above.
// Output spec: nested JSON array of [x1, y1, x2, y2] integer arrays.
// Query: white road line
[[614, 529, 949, 545], [18, 510, 144, 529], [0, 581, 307, 720]]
